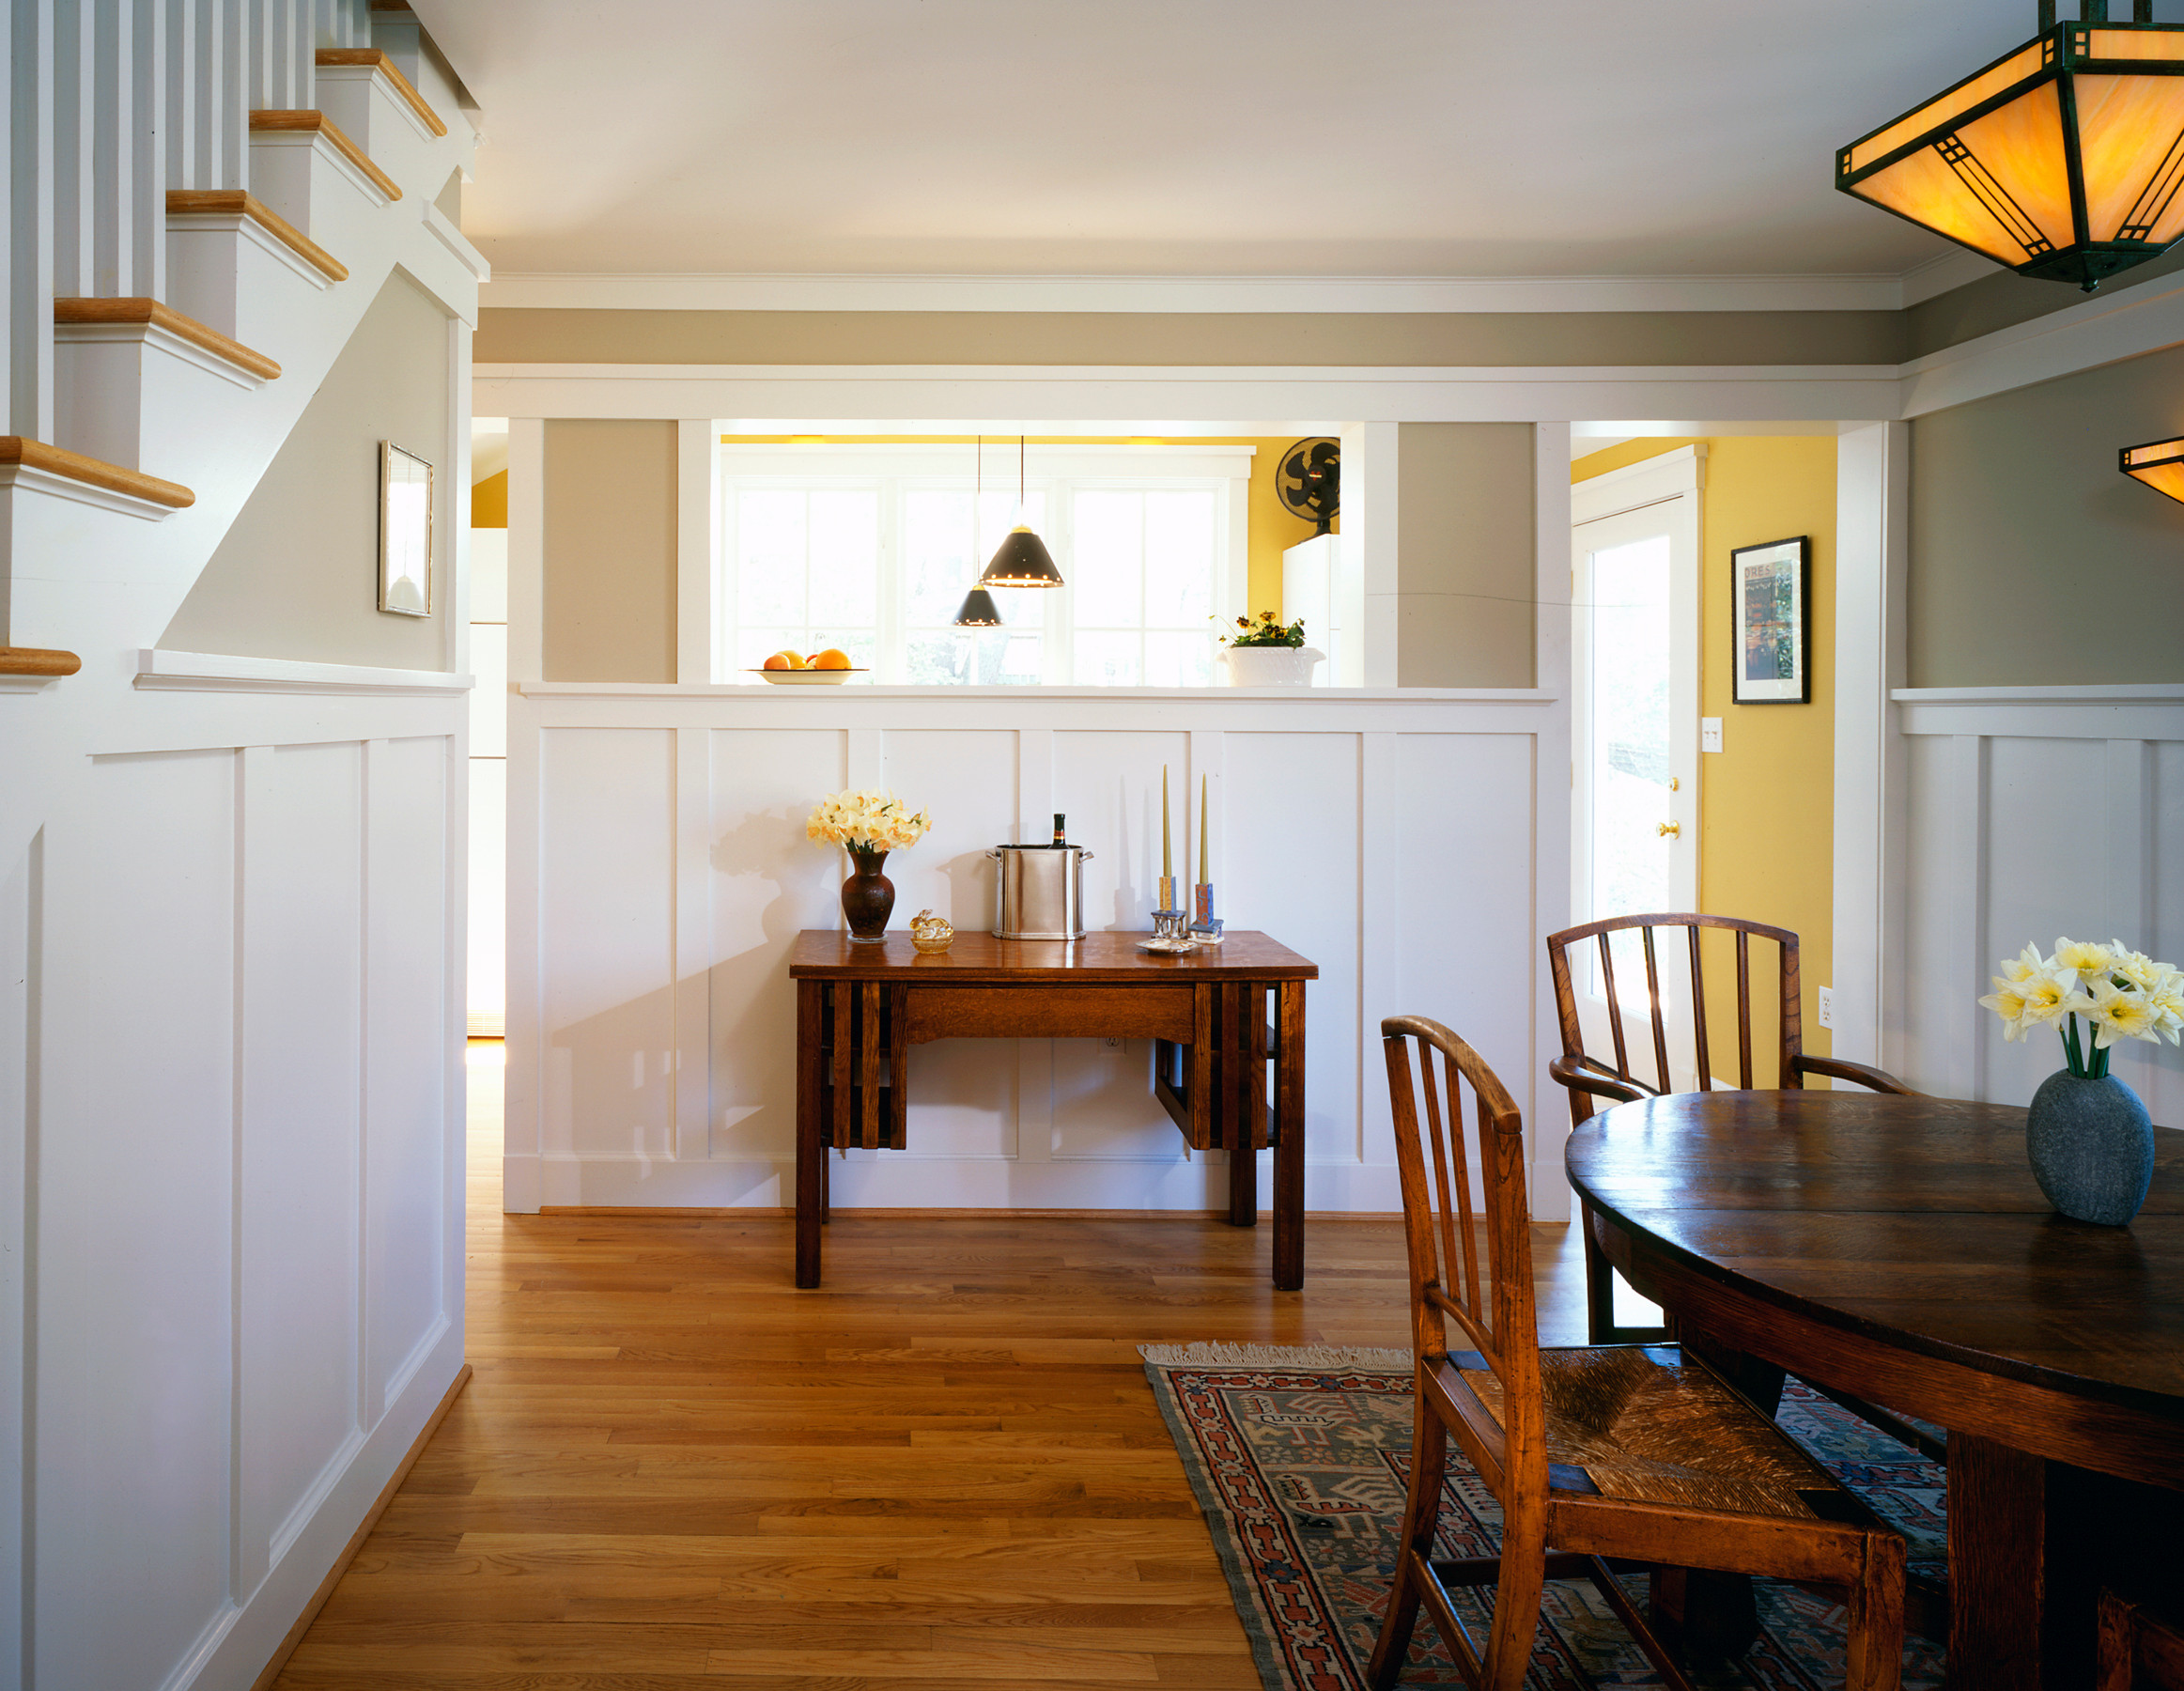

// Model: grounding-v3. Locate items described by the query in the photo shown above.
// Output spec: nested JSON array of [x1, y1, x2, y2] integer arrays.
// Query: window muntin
[[715, 445, 1248, 685]]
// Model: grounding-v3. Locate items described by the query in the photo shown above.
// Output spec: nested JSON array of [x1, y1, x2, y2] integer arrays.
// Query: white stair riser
[[54, 326, 271, 472], [247, 128, 395, 240], [165, 211, 337, 347]]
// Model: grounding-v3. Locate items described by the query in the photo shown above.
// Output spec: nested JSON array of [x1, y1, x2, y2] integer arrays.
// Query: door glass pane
[[1074, 491, 1143, 626], [1590, 533, 1671, 926]]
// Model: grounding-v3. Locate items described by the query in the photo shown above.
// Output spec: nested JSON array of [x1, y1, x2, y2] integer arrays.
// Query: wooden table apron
[[788, 929, 1317, 1292], [1565, 1090, 2184, 1691]]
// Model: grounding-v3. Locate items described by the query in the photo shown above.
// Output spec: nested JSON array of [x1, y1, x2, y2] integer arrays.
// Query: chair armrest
[[1548, 1052, 1651, 1106], [1795, 1054, 1919, 1094]]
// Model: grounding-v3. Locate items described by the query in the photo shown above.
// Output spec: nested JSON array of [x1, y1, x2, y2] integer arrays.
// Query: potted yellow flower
[[1979, 937, 2182, 1223], [1215, 611, 1325, 687], [807, 788, 932, 942]]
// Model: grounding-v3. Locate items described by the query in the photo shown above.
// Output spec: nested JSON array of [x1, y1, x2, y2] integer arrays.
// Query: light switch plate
[[1701, 717, 1723, 753], [1818, 986, 1835, 1030]]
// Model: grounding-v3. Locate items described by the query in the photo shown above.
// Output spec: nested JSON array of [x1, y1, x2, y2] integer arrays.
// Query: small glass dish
[[909, 911, 954, 954]]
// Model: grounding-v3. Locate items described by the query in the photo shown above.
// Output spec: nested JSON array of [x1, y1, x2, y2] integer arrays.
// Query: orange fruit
[[762, 652, 790, 671], [813, 647, 851, 670], [783, 651, 810, 670]]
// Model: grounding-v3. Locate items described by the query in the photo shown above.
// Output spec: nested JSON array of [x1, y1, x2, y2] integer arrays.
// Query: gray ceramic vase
[[2025, 1069, 2156, 1226]]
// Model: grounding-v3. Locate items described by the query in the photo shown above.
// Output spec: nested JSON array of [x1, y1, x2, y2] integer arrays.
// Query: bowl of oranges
[[750, 647, 862, 684]]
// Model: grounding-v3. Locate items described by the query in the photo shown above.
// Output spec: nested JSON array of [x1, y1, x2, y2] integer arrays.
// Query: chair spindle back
[[1545, 912, 1802, 1125], [1380, 1016, 1541, 1431]]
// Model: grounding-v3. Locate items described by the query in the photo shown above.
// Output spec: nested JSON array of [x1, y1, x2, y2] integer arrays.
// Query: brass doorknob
[[1657, 821, 1681, 837]]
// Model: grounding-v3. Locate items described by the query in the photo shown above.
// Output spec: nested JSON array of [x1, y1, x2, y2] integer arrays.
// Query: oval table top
[[1563, 1089, 2184, 1423]]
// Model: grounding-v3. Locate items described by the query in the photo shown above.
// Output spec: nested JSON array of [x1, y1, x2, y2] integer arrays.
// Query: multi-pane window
[[715, 445, 1249, 684]]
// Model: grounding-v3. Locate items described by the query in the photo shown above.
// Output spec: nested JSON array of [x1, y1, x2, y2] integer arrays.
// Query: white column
[[1831, 421, 1911, 1074], [1531, 420, 1574, 1221], [1340, 420, 1398, 687], [675, 419, 717, 685]]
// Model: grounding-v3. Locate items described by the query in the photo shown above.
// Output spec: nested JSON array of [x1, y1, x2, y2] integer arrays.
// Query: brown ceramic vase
[[841, 848, 894, 942]]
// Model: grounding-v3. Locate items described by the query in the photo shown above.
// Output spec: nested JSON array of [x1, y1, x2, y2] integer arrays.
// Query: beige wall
[[163, 271, 453, 666], [475, 307, 1904, 368], [1909, 340, 2184, 685], [543, 419, 678, 683], [1395, 423, 1535, 687]]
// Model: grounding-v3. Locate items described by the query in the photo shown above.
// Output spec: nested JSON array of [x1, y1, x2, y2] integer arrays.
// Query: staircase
[[2, 0, 484, 690]]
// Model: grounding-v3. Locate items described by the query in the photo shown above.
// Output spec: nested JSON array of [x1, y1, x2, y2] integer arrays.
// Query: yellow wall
[[1571, 435, 1837, 1072], [472, 468, 507, 528], [716, 434, 1319, 617]]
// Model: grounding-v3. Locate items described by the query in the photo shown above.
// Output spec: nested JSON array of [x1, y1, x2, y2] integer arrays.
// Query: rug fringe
[[1138, 1341, 1415, 1370]]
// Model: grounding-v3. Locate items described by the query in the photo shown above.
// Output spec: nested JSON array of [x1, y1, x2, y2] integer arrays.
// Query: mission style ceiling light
[[1836, 0, 2184, 292], [2121, 434, 2184, 499], [978, 436, 1063, 588]]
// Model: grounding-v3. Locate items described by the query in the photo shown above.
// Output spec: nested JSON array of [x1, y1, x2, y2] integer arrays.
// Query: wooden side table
[[788, 929, 1317, 1290]]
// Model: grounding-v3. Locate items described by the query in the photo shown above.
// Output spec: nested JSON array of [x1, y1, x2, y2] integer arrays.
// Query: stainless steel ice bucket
[[988, 844, 1093, 939]]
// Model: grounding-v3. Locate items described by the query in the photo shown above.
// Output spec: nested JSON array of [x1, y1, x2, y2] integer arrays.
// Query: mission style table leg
[[1273, 979, 1306, 1291], [795, 979, 824, 1289]]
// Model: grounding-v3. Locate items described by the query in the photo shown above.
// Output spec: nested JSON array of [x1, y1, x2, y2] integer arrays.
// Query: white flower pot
[[1218, 645, 1325, 688]]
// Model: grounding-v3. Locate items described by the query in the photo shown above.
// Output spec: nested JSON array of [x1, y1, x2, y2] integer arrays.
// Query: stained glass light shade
[[1836, 15, 2184, 291], [2121, 435, 2184, 501], [979, 525, 1064, 588]]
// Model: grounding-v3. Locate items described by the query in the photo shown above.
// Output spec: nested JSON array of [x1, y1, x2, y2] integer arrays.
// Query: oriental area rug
[[1141, 1342, 1948, 1691]]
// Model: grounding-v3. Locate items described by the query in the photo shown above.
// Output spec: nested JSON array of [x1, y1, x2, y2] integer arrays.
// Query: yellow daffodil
[[2083, 977, 2162, 1048], [2015, 970, 2081, 1027], [1997, 943, 2052, 984], [2052, 936, 2115, 979], [1977, 979, 2037, 1041], [808, 788, 932, 855]]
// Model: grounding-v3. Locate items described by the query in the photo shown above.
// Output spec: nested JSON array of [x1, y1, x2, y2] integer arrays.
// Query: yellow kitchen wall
[[716, 435, 1319, 616], [1571, 435, 1837, 1072], [472, 469, 507, 527]]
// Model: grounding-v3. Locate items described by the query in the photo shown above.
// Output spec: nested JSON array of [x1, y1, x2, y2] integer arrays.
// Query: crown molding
[[478, 271, 1931, 316]]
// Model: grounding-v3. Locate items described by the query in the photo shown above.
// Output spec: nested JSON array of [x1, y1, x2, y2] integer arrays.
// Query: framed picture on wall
[[379, 441, 434, 616], [1730, 535, 1809, 704]]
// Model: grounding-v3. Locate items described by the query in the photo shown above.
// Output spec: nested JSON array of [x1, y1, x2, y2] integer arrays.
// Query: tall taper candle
[[1162, 766, 1172, 877], [1199, 775, 1209, 884]]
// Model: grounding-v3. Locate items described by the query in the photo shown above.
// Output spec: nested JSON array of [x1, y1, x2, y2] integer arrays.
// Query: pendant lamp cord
[[1019, 435, 1027, 508]]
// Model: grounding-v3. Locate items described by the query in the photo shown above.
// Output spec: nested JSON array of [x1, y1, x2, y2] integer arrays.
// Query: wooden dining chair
[[1367, 1015, 1907, 1691], [1544, 913, 1916, 1349], [2101, 1589, 2184, 1691]]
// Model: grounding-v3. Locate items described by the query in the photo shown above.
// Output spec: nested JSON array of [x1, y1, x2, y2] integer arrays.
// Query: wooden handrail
[[248, 110, 403, 202], [0, 646, 81, 677], [165, 190, 349, 283], [54, 298, 282, 381], [0, 437, 194, 508], [315, 47, 448, 137]]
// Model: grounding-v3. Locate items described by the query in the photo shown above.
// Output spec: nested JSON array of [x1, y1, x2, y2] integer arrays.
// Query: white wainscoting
[[0, 706, 467, 1691], [1897, 686, 2184, 1126], [506, 685, 1567, 1219]]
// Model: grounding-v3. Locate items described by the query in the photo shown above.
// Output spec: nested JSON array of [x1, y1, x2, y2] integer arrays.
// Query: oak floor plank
[[268, 1044, 1585, 1690]]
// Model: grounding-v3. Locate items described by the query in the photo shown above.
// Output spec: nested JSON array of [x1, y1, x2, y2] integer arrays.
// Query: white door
[[1570, 446, 1702, 1084]]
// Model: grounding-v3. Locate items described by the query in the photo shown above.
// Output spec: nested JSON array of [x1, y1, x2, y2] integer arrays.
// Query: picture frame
[[1730, 535, 1809, 704], [379, 441, 434, 616]]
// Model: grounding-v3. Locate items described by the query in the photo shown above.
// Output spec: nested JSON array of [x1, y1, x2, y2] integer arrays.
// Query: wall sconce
[[2121, 436, 2184, 502]]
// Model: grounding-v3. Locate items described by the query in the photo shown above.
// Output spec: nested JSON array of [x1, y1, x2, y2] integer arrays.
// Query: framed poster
[[1730, 535, 1809, 704], [379, 441, 434, 616]]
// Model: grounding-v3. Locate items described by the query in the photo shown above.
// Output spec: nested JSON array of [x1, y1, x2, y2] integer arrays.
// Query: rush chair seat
[[1366, 1015, 1906, 1691]]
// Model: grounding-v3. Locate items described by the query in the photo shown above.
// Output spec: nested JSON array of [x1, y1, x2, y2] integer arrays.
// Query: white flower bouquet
[[806, 788, 932, 856], [1979, 937, 2184, 1078]]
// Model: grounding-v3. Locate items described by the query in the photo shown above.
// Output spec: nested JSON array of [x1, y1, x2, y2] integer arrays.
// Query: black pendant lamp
[[978, 435, 1063, 588], [1836, 1, 2184, 293], [953, 436, 1011, 626]]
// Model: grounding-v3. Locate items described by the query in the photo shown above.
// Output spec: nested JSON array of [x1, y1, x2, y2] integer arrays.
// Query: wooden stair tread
[[165, 190, 349, 283], [249, 109, 403, 202], [314, 47, 448, 137], [0, 646, 81, 678], [54, 298, 282, 380], [0, 437, 194, 508]]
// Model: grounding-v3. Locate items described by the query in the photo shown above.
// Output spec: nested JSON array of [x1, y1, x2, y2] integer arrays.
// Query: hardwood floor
[[271, 1041, 1587, 1689]]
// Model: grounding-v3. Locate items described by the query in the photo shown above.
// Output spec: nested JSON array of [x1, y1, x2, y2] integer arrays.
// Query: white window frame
[[709, 442, 1254, 684]]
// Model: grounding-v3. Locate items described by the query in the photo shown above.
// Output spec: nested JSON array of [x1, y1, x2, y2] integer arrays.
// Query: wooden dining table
[[1565, 1089, 2184, 1691]]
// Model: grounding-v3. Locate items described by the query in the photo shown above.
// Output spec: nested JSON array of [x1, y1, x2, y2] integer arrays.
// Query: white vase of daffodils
[[807, 789, 932, 941], [1979, 937, 2178, 1224]]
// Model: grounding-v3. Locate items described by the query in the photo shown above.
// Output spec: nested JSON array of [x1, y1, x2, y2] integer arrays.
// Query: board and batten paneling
[[1897, 687, 2184, 1126], [1, 706, 467, 1691], [507, 686, 1564, 1218]]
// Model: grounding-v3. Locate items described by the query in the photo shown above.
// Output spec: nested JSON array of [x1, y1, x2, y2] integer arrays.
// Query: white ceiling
[[414, 0, 2050, 287]]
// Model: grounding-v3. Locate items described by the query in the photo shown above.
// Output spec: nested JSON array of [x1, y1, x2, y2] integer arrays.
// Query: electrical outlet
[[1105, 1036, 1122, 1048], [1701, 718, 1723, 753], [1817, 986, 1835, 1030]]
